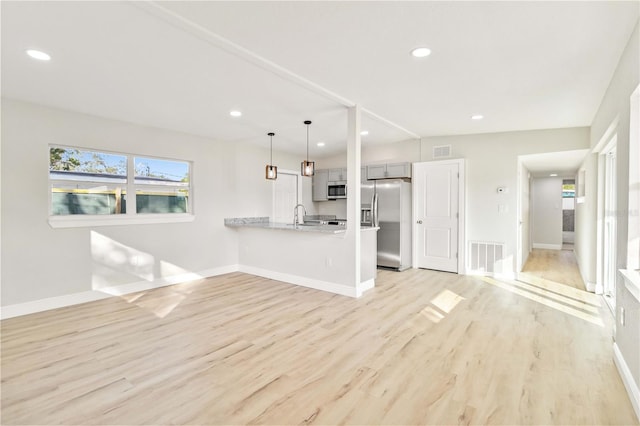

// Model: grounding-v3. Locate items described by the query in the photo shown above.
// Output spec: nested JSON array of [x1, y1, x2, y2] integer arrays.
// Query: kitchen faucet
[[293, 204, 306, 226]]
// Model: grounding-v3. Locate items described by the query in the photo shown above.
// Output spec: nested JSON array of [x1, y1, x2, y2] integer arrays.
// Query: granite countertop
[[224, 217, 378, 234]]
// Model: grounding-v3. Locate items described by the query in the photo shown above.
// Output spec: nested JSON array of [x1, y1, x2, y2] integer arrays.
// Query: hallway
[[521, 248, 586, 291]]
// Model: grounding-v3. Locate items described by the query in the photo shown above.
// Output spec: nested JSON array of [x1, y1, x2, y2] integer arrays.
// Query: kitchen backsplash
[[317, 198, 347, 218]]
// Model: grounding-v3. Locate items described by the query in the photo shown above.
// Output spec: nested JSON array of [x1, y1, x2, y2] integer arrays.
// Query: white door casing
[[413, 160, 464, 273], [272, 171, 300, 224], [603, 147, 617, 310]]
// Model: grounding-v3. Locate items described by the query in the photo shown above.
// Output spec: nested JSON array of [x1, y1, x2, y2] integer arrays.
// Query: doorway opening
[[517, 149, 589, 291], [272, 171, 301, 224], [562, 179, 576, 250]]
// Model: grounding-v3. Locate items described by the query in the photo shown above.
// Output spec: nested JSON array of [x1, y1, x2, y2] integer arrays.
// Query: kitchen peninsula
[[225, 217, 378, 297]]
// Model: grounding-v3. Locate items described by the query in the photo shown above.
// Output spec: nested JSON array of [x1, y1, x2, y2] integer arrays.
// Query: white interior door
[[273, 172, 298, 224], [414, 162, 459, 272]]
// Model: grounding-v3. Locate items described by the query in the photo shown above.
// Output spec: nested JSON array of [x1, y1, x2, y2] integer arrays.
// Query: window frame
[[48, 145, 194, 228]]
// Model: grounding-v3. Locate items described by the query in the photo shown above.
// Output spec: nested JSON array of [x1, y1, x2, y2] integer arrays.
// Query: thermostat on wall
[[497, 186, 508, 194]]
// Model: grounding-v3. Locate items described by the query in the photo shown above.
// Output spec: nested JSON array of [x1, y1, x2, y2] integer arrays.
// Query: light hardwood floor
[[521, 248, 586, 290], [2, 268, 638, 425]]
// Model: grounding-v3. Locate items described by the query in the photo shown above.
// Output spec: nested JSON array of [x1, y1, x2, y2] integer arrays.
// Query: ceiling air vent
[[433, 145, 451, 159]]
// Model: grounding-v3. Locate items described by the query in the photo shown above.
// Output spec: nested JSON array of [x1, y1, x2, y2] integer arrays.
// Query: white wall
[[576, 20, 640, 404], [421, 127, 589, 276], [317, 138, 420, 169], [315, 138, 420, 218], [236, 227, 377, 295], [0, 99, 306, 306], [531, 177, 563, 249], [575, 151, 598, 288]]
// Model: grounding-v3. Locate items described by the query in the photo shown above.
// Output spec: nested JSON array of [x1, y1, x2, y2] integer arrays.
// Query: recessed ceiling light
[[317, 142, 325, 147], [410, 47, 431, 58], [360, 130, 369, 136], [550, 173, 558, 177], [471, 114, 484, 120], [229, 110, 242, 117], [26, 49, 51, 61]]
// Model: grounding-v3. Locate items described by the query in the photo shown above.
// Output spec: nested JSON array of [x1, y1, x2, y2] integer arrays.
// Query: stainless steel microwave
[[327, 181, 347, 199]]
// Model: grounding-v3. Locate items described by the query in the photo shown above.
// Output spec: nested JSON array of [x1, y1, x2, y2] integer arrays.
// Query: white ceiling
[[520, 149, 590, 178], [2, 1, 638, 158]]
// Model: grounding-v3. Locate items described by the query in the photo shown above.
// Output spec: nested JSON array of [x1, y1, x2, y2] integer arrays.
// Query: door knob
[[417, 220, 423, 224]]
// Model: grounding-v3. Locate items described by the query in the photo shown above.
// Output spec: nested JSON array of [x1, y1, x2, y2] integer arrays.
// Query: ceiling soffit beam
[[133, 1, 421, 141]]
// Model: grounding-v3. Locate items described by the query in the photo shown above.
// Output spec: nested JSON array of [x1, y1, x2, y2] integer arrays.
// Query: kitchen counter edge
[[224, 217, 378, 234]]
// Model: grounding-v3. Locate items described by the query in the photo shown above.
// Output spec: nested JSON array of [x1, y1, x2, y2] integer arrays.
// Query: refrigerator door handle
[[372, 193, 379, 227]]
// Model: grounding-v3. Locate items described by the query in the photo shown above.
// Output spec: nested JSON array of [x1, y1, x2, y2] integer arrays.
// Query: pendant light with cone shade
[[265, 132, 277, 180], [301, 120, 315, 177]]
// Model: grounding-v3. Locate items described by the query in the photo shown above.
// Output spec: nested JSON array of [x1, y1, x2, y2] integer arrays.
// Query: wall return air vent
[[468, 241, 505, 275], [433, 145, 452, 159]]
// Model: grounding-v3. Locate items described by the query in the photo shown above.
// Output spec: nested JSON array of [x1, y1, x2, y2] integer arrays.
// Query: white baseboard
[[613, 342, 640, 422], [0, 265, 239, 320], [98, 265, 239, 296], [532, 243, 562, 250], [574, 249, 597, 293], [584, 281, 597, 292], [357, 279, 375, 297], [0, 291, 113, 320], [1, 264, 375, 320], [238, 265, 374, 298]]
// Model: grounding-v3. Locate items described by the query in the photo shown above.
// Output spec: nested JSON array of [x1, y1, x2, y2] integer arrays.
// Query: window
[[562, 181, 575, 198], [49, 146, 192, 226], [134, 157, 189, 214]]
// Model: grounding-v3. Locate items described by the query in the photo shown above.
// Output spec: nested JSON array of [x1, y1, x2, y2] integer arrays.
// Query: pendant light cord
[[270, 134, 273, 165], [306, 124, 309, 161]]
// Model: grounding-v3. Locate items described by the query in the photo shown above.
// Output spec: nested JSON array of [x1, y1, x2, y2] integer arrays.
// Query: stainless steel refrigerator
[[361, 179, 412, 270]]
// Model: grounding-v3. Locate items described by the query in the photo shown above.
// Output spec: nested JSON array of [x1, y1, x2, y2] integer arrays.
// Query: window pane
[[50, 147, 126, 178], [51, 183, 126, 215], [134, 157, 189, 186], [562, 183, 576, 198], [136, 188, 189, 214], [49, 147, 127, 215]]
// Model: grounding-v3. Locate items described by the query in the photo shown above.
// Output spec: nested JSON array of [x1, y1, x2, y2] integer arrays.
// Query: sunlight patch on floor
[[517, 272, 600, 306], [481, 276, 604, 327], [414, 289, 466, 326]]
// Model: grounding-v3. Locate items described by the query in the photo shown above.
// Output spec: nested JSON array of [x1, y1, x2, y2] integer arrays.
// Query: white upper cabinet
[[328, 168, 347, 181], [366, 162, 411, 180], [366, 164, 387, 180], [386, 162, 412, 178]]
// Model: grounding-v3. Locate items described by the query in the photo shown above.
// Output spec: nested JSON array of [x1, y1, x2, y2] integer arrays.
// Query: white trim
[[575, 248, 598, 293], [357, 278, 375, 297], [532, 243, 562, 250], [593, 116, 620, 154], [271, 169, 302, 225], [1, 291, 113, 320], [238, 265, 373, 298], [0, 263, 375, 320], [49, 213, 195, 228], [620, 269, 640, 303], [0, 265, 238, 320], [99, 265, 239, 296], [613, 342, 640, 422]]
